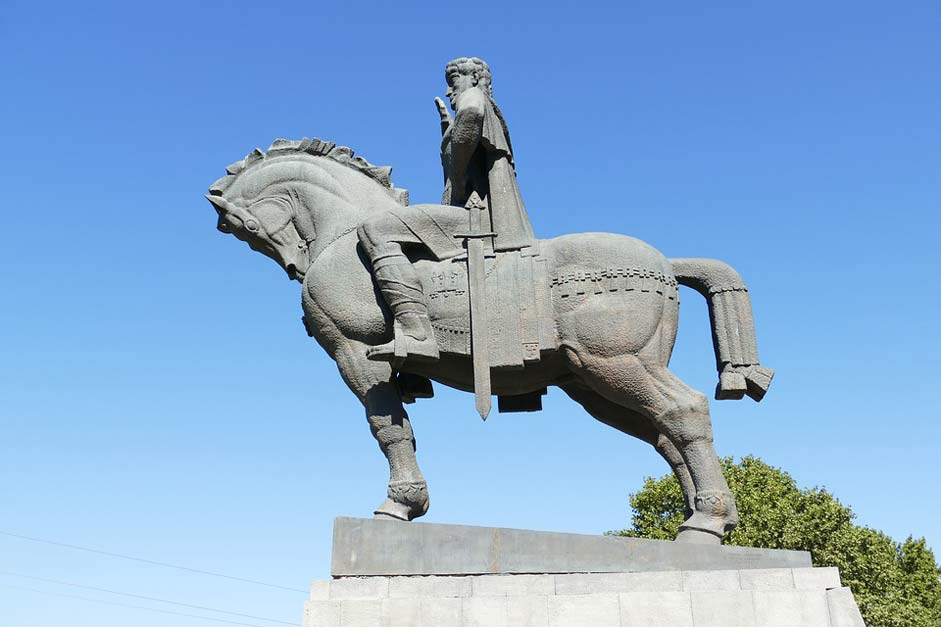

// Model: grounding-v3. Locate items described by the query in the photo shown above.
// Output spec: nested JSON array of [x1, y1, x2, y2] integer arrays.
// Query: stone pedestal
[[304, 518, 867, 626]]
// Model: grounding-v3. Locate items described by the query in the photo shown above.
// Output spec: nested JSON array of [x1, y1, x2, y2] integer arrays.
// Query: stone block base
[[303, 567, 867, 626], [331, 517, 811, 576]]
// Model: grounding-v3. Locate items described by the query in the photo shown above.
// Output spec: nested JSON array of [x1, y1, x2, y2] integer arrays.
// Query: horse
[[205, 137, 774, 544]]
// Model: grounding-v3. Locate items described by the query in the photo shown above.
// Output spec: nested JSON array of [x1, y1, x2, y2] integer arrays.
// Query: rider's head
[[445, 57, 492, 108]]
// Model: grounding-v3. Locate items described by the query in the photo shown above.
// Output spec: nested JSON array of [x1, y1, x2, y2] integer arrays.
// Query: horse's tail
[[669, 258, 774, 402]]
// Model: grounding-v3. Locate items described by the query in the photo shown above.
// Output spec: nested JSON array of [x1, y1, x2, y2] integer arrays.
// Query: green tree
[[611, 456, 941, 627]]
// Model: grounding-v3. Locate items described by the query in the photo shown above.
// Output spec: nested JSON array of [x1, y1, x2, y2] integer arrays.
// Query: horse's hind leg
[[335, 341, 429, 521], [561, 383, 695, 519], [572, 351, 737, 544]]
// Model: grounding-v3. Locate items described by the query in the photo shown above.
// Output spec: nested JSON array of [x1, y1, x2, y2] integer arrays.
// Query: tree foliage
[[611, 456, 941, 627]]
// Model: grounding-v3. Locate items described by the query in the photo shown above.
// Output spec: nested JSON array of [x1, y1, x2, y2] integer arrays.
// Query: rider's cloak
[[441, 87, 536, 251]]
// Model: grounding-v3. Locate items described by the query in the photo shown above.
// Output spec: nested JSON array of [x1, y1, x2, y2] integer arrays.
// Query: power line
[[0, 571, 299, 626], [0, 530, 306, 593], [1, 584, 290, 627]]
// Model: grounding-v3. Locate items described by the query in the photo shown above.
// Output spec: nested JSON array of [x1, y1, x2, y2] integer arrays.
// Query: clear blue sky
[[2, 2, 939, 626]]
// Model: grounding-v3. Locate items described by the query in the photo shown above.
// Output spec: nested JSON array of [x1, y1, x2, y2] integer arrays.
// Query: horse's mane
[[209, 137, 409, 205]]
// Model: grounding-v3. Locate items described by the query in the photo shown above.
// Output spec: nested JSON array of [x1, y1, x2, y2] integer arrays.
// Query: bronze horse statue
[[206, 137, 773, 544]]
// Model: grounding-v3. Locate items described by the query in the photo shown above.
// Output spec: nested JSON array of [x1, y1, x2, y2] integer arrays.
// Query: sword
[[454, 191, 496, 420]]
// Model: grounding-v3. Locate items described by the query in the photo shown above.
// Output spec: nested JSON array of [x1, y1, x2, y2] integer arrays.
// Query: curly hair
[[445, 57, 493, 96]]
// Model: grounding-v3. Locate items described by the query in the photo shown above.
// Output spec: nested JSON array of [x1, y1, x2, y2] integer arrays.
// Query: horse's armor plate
[[418, 246, 558, 370]]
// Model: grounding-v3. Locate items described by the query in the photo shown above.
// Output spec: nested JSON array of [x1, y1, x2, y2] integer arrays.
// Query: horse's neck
[[293, 165, 395, 265], [306, 204, 362, 264]]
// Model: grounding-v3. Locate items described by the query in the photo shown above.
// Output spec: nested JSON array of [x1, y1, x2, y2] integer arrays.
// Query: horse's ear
[[205, 194, 229, 215]]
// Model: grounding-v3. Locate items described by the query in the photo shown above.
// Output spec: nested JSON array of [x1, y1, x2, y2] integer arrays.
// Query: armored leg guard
[[366, 251, 439, 365]]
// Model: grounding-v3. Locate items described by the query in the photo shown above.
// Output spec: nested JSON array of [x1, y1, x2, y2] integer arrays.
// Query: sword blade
[[467, 235, 491, 420]]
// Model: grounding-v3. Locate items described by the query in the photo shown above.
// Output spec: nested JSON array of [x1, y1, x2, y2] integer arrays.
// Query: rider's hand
[[435, 97, 452, 134], [434, 97, 451, 121]]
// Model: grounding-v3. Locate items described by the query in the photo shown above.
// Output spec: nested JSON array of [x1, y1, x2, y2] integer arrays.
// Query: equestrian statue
[[205, 57, 774, 544]]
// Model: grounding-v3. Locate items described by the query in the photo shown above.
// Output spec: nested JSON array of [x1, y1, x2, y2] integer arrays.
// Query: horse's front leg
[[335, 341, 429, 521]]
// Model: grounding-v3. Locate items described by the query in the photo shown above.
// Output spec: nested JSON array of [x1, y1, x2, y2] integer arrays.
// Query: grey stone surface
[[548, 593, 620, 626], [462, 596, 507, 627], [472, 574, 554, 597], [339, 599, 381, 626], [690, 590, 756, 627], [740, 568, 796, 590], [381, 597, 420, 626], [208, 57, 776, 543], [619, 591, 694, 627], [752, 589, 830, 627], [684, 569, 742, 591], [793, 566, 841, 590], [309, 579, 330, 601], [304, 600, 340, 627], [507, 595, 550, 626], [314, 568, 842, 602], [827, 587, 867, 626], [555, 571, 683, 595], [331, 517, 810, 576], [622, 570, 686, 592], [418, 597, 462, 625], [388, 575, 472, 599], [304, 567, 867, 627], [329, 576, 389, 600]]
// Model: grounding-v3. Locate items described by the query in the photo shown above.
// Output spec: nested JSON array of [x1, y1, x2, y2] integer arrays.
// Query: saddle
[[409, 246, 560, 411], [420, 246, 558, 365]]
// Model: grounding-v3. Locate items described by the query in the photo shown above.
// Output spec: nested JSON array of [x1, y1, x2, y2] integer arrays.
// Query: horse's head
[[205, 190, 311, 281], [207, 137, 408, 282]]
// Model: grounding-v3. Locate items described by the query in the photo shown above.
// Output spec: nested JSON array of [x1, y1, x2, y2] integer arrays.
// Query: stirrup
[[368, 314, 440, 366], [367, 335, 440, 366]]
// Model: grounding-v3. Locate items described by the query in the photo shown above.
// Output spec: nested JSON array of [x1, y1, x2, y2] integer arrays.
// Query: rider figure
[[437, 57, 535, 250], [357, 57, 535, 364]]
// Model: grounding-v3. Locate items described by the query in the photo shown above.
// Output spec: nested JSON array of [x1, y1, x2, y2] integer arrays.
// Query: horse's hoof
[[675, 527, 723, 544], [674, 488, 737, 544], [373, 498, 411, 521], [373, 481, 430, 521], [386, 480, 430, 520]]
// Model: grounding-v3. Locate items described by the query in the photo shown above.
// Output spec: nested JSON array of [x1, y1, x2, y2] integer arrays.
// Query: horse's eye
[[245, 219, 259, 232]]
